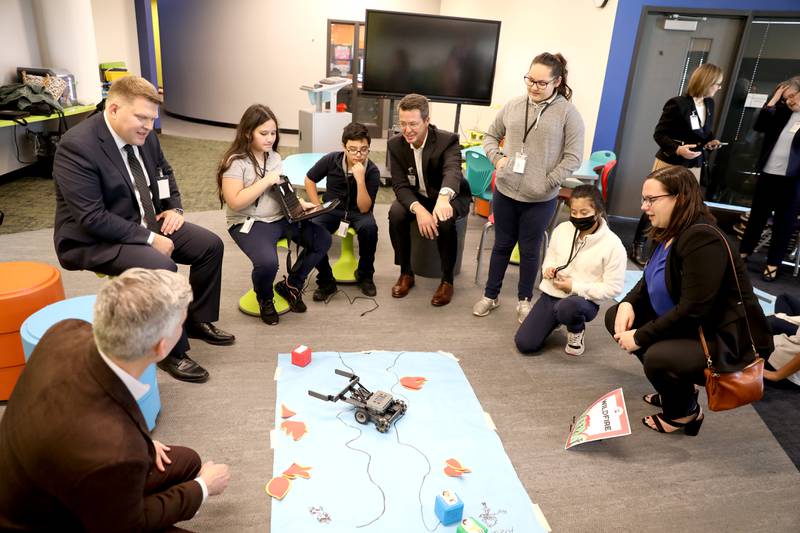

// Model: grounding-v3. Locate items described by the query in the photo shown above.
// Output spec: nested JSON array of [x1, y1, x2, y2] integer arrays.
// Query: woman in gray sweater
[[474, 52, 585, 323]]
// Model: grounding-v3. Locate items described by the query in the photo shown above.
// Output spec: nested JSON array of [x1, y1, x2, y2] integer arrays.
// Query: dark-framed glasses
[[523, 76, 555, 89], [345, 146, 370, 156], [641, 194, 674, 207]]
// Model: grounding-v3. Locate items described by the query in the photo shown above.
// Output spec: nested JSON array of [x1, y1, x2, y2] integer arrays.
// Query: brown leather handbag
[[697, 224, 764, 412]]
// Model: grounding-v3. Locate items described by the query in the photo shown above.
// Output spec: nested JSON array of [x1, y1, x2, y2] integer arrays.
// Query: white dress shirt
[[408, 129, 456, 214], [103, 112, 157, 244]]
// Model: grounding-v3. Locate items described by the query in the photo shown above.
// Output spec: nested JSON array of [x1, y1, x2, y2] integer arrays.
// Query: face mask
[[570, 215, 596, 232]]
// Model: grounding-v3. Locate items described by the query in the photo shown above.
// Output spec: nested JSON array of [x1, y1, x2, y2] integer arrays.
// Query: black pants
[[312, 209, 378, 284], [484, 191, 557, 300], [605, 303, 706, 419], [515, 293, 599, 353], [229, 219, 332, 301], [633, 212, 651, 248], [388, 194, 469, 283], [739, 172, 800, 265], [95, 221, 224, 358], [767, 293, 800, 337]]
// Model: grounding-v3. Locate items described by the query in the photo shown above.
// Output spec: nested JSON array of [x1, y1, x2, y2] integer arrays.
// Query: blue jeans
[[484, 191, 557, 300], [229, 219, 331, 301], [515, 293, 599, 353]]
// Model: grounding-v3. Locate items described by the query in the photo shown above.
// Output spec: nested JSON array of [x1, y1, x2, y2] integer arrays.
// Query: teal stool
[[239, 238, 290, 316], [20, 295, 161, 431], [332, 227, 358, 283]]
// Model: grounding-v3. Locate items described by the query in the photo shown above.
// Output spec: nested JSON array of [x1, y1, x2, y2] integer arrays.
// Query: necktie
[[123, 144, 159, 231]]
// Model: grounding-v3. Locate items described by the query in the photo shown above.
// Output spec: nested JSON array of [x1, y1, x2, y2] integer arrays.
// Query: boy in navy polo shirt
[[305, 122, 381, 300]]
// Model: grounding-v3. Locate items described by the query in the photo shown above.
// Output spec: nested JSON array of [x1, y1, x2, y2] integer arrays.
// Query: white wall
[[159, 0, 442, 130], [436, 0, 618, 159], [90, 0, 141, 76], [0, 0, 43, 174]]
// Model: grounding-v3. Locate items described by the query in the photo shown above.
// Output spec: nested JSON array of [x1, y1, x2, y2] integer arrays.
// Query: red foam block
[[291, 345, 311, 367]]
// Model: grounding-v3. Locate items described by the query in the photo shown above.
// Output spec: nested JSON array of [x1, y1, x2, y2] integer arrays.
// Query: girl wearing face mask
[[514, 186, 626, 356], [475, 52, 585, 324]]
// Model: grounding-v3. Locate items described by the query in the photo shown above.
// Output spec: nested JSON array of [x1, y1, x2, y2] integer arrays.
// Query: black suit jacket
[[653, 95, 715, 168], [0, 320, 203, 531], [623, 218, 773, 372], [753, 102, 800, 177], [387, 125, 471, 211], [53, 113, 183, 270]]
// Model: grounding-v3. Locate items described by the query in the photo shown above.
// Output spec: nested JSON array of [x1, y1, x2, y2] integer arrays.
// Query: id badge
[[240, 217, 254, 234], [790, 121, 800, 134], [690, 113, 701, 130], [407, 172, 417, 186], [157, 179, 170, 199], [512, 152, 527, 174], [336, 220, 350, 238]]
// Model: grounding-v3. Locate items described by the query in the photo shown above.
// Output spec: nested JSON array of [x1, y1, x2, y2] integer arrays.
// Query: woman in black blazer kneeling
[[607, 166, 773, 435]]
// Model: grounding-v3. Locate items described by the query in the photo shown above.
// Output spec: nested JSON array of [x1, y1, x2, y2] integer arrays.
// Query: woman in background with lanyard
[[630, 63, 724, 266], [738, 76, 800, 281], [515, 185, 626, 356], [475, 52, 585, 324]]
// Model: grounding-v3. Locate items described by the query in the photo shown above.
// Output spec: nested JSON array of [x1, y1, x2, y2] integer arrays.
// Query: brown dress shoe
[[391, 273, 415, 298], [431, 281, 454, 306]]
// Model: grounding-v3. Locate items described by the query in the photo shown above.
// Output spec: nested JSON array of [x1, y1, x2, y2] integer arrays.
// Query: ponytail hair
[[531, 52, 572, 101]]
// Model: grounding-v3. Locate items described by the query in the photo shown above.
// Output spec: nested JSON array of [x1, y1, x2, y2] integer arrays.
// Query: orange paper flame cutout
[[400, 376, 427, 390], [265, 463, 313, 500], [280, 420, 307, 441], [280, 404, 296, 419], [282, 462, 312, 479], [444, 458, 471, 477], [265, 476, 291, 499]]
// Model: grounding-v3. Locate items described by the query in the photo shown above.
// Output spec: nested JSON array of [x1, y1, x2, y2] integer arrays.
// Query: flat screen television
[[362, 10, 501, 106]]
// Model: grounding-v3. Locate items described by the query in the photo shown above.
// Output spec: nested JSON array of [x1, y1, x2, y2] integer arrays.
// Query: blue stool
[[20, 295, 161, 431]]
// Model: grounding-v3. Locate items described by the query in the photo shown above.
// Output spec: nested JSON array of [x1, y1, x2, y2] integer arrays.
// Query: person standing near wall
[[630, 64, 724, 266], [738, 77, 800, 281], [474, 52, 585, 323]]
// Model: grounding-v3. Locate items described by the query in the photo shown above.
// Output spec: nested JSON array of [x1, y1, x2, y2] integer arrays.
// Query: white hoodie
[[539, 219, 627, 304]]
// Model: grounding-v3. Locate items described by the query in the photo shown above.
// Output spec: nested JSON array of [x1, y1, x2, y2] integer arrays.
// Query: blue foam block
[[434, 490, 464, 525]]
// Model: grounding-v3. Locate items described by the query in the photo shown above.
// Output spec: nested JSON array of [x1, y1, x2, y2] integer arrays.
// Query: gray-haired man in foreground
[[0, 268, 230, 531]]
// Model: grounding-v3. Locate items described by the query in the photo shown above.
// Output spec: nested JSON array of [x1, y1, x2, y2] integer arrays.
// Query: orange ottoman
[[0, 262, 65, 400]]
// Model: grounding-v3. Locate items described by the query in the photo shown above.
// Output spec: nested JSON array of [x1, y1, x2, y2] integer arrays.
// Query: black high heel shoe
[[643, 393, 662, 407], [643, 406, 704, 436], [762, 265, 778, 282]]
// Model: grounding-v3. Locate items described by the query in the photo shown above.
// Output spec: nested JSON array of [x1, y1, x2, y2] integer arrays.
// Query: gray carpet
[[1, 206, 798, 532]]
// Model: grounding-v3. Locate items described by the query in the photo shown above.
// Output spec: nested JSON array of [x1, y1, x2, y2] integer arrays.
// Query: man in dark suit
[[0, 269, 230, 531], [387, 93, 471, 306], [53, 76, 234, 383]]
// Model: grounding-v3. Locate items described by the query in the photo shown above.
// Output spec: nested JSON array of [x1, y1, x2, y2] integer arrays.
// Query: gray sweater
[[483, 94, 584, 202]]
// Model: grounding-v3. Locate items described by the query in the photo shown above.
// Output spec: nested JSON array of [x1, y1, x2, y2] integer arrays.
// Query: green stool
[[510, 243, 520, 265], [238, 238, 290, 316], [332, 227, 358, 283]]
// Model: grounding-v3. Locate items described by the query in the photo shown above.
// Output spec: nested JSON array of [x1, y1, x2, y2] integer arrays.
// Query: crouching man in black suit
[[53, 76, 234, 383]]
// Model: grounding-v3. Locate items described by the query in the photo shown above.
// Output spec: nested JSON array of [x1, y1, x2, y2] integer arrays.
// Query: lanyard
[[253, 152, 268, 207], [554, 227, 587, 275], [523, 100, 551, 144], [255, 152, 267, 178]]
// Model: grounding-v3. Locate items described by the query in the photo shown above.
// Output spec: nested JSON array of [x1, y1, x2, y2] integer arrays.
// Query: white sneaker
[[516, 299, 532, 324], [472, 296, 499, 317], [565, 330, 586, 356]]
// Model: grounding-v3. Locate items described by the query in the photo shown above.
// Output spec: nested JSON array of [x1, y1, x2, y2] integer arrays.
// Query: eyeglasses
[[399, 121, 422, 130], [641, 194, 674, 207], [523, 76, 555, 89], [345, 146, 370, 155]]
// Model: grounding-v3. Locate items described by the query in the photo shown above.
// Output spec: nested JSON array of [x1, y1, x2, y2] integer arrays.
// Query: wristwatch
[[172, 208, 184, 215]]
